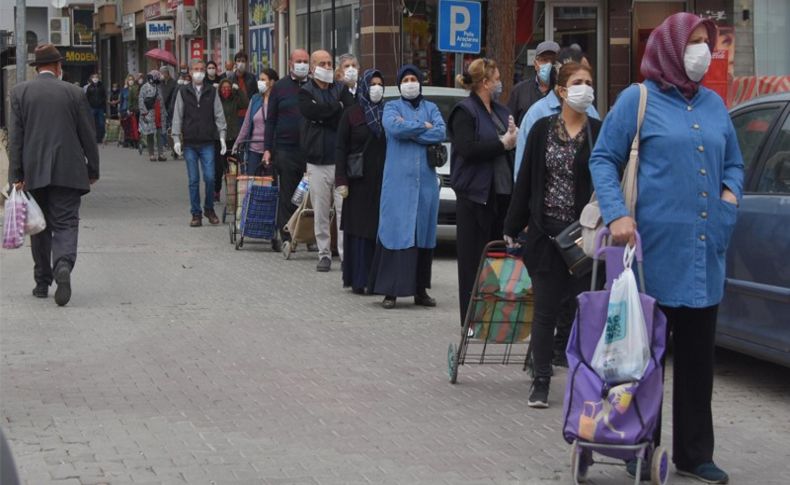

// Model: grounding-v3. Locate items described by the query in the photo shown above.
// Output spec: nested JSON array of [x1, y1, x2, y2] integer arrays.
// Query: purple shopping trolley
[[562, 229, 669, 485]]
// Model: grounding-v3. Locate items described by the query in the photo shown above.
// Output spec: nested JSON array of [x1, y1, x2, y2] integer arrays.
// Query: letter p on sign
[[449, 6, 470, 46]]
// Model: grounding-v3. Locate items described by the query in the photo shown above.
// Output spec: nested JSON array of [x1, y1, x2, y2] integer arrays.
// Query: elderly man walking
[[299, 49, 354, 272], [172, 59, 228, 227], [8, 43, 100, 306]]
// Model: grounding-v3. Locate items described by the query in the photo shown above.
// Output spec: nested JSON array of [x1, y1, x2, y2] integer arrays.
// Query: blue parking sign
[[437, 0, 482, 54]]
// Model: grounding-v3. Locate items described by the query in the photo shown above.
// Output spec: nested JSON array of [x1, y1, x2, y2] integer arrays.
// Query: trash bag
[[3, 186, 27, 249], [591, 245, 651, 384], [23, 192, 46, 235]]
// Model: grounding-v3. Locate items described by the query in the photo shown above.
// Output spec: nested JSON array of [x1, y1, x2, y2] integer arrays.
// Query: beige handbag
[[580, 83, 648, 257]]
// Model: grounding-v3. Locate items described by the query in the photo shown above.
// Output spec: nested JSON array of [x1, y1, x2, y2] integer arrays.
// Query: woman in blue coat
[[589, 13, 743, 483], [369, 65, 446, 309]]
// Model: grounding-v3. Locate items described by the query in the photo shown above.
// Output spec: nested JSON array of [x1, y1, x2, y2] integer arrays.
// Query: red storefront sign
[[190, 38, 205, 61], [144, 1, 162, 20]]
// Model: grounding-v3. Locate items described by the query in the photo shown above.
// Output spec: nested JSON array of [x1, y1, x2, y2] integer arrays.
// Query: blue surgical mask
[[537, 63, 552, 84]]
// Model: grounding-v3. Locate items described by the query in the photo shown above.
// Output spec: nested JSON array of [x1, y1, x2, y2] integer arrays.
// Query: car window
[[731, 105, 783, 173], [757, 113, 790, 194]]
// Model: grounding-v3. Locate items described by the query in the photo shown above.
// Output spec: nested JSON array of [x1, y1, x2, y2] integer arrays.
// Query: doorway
[[545, 1, 605, 112]]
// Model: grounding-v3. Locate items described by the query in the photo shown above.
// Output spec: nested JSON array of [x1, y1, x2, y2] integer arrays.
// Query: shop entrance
[[545, 1, 605, 112]]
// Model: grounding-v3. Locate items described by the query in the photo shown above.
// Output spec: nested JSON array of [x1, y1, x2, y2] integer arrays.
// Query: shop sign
[[176, 4, 200, 36], [122, 13, 136, 42], [71, 8, 94, 47], [144, 1, 162, 20], [166, 0, 181, 13], [59, 48, 98, 65], [437, 0, 482, 54], [146, 20, 175, 40], [190, 38, 205, 60]]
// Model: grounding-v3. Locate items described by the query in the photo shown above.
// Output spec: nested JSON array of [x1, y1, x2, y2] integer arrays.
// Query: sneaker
[[32, 283, 48, 298], [204, 210, 220, 225], [317, 257, 331, 272], [676, 463, 729, 484], [158, 155, 167, 162], [527, 377, 550, 408], [53, 262, 72, 307], [625, 459, 652, 481], [382, 296, 396, 309], [190, 214, 202, 227]]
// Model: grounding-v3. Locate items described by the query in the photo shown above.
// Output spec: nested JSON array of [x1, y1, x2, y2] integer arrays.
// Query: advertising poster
[[72, 8, 94, 47], [249, 0, 274, 27], [249, 25, 273, 75]]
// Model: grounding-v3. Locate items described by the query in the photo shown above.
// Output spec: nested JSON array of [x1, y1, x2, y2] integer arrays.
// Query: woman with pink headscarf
[[589, 13, 743, 484]]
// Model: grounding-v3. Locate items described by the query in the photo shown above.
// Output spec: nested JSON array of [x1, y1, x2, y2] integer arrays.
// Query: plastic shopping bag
[[23, 192, 46, 235], [3, 186, 27, 249], [591, 245, 650, 384]]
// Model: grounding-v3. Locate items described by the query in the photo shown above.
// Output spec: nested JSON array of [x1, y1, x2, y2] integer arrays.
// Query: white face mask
[[91, 77, 99, 84], [344, 67, 358, 83], [683, 42, 712, 82], [400, 81, 420, 100], [293, 62, 309, 78], [257, 80, 267, 93], [207, 68, 217, 76], [369, 85, 384, 103], [236, 62, 246, 72], [564, 84, 595, 113], [313, 65, 334, 84], [192, 71, 205, 83]]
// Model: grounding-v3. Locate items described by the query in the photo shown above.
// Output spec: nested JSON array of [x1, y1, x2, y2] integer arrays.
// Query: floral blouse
[[543, 115, 587, 223]]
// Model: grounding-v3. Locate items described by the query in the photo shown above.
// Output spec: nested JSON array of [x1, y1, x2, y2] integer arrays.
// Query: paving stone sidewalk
[[1, 145, 789, 484]]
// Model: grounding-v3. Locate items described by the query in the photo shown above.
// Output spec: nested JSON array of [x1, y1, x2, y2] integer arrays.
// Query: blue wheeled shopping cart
[[234, 179, 279, 250]]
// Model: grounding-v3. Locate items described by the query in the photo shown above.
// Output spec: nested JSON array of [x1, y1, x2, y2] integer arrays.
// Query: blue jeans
[[184, 144, 216, 216], [92, 108, 105, 142]]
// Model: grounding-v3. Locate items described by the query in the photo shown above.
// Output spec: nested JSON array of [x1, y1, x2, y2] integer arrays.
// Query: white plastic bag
[[591, 245, 651, 384], [23, 192, 46, 235], [3, 186, 27, 249]]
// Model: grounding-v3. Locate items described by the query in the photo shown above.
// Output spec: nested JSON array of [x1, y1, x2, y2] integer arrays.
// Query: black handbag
[[345, 137, 370, 179], [426, 143, 448, 168], [549, 123, 597, 278], [551, 221, 593, 277]]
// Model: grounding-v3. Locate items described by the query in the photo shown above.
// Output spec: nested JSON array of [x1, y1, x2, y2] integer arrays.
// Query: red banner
[[702, 50, 728, 104], [190, 38, 205, 61]]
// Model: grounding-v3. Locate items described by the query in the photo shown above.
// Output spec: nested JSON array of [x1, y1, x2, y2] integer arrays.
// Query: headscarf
[[146, 69, 162, 84], [396, 64, 424, 108], [358, 69, 385, 138], [640, 12, 717, 99]]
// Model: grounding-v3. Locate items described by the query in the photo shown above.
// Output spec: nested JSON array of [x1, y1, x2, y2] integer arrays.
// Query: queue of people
[[8, 15, 740, 482]]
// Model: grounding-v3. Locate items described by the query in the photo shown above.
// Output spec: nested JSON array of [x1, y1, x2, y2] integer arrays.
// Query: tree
[[486, 0, 518, 101]]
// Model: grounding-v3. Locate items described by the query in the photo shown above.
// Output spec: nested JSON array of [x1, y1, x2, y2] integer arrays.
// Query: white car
[[383, 86, 470, 241]]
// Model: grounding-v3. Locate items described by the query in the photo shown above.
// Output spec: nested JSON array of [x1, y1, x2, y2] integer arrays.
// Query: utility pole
[[16, 0, 27, 84]]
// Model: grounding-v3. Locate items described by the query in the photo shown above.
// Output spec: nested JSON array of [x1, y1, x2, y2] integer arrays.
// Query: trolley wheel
[[651, 446, 669, 485], [235, 238, 243, 250], [282, 241, 292, 260], [228, 223, 235, 244], [447, 343, 459, 384], [569, 440, 590, 484]]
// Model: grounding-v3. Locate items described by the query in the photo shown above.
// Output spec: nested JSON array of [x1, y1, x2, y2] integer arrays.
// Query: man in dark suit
[[8, 43, 100, 306]]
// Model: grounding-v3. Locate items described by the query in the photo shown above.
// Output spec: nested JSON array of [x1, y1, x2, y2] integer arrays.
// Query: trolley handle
[[593, 227, 643, 262], [590, 228, 647, 292]]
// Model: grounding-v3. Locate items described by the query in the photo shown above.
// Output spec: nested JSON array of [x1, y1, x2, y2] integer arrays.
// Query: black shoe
[[317, 257, 331, 272], [271, 238, 282, 252], [527, 377, 550, 408], [382, 296, 396, 309], [32, 284, 48, 298], [53, 262, 72, 307], [351, 287, 365, 295], [676, 462, 729, 484], [414, 293, 436, 307], [625, 459, 652, 481]]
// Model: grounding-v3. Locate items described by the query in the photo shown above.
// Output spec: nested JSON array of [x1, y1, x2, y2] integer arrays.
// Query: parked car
[[720, 92, 790, 367], [383, 86, 469, 241]]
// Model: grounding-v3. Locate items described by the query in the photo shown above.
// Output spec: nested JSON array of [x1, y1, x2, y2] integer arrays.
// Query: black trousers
[[273, 149, 306, 241], [656, 305, 718, 470], [28, 186, 82, 286], [455, 193, 509, 325]]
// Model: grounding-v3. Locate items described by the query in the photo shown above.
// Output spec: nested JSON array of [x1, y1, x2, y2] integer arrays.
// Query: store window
[[514, 1, 547, 83], [754, 0, 790, 77], [295, 0, 359, 60]]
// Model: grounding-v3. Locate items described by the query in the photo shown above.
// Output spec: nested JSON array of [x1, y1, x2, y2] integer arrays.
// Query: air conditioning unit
[[50, 17, 71, 46]]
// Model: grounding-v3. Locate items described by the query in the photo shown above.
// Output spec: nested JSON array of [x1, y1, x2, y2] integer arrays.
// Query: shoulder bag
[[346, 136, 371, 179], [427, 143, 448, 168], [552, 83, 648, 276]]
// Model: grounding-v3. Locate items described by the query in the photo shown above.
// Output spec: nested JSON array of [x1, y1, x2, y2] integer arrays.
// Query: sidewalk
[[1, 144, 788, 484]]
